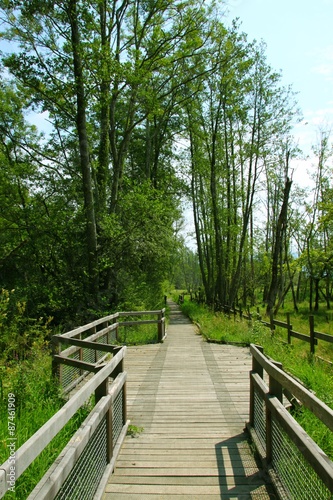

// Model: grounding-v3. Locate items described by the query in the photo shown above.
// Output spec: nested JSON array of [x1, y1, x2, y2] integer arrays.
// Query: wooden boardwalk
[[103, 302, 275, 499]]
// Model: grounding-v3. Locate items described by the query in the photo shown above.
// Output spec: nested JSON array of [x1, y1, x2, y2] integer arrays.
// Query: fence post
[[51, 336, 61, 386], [122, 376, 127, 427], [162, 308, 166, 339], [269, 311, 275, 335], [95, 372, 113, 462], [158, 309, 165, 342], [309, 315, 316, 355], [79, 332, 83, 376], [105, 320, 109, 344], [112, 315, 119, 342], [286, 312, 292, 344]]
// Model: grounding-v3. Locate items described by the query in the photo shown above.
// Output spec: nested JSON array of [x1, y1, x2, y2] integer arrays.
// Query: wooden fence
[[248, 343, 333, 498], [225, 305, 333, 357]]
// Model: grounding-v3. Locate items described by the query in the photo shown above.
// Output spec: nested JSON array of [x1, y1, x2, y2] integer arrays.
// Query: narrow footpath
[[103, 301, 275, 499]]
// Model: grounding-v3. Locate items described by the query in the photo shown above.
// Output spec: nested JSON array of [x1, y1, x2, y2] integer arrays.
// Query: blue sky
[[225, 0, 333, 184]]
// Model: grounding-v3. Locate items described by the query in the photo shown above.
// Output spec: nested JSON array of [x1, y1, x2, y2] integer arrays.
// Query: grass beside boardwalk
[[117, 303, 169, 345], [178, 297, 333, 460]]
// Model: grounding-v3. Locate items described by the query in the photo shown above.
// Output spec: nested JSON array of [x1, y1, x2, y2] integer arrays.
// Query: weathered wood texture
[[103, 302, 275, 499]]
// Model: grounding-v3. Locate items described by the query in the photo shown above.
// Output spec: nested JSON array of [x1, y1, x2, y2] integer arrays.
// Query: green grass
[[178, 297, 333, 460], [1, 406, 90, 499], [117, 305, 170, 345], [117, 323, 159, 345]]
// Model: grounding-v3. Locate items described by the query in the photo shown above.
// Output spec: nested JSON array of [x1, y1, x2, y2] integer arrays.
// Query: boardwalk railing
[[52, 308, 166, 394], [0, 308, 165, 499], [247, 343, 333, 499], [0, 345, 128, 499]]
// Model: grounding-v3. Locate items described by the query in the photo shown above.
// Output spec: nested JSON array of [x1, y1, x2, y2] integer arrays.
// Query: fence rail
[[225, 305, 333, 358], [248, 343, 333, 499]]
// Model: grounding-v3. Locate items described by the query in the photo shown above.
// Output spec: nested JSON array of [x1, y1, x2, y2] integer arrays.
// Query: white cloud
[[311, 45, 333, 81]]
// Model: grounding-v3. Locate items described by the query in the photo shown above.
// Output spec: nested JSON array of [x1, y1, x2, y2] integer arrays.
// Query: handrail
[[0, 347, 127, 499], [248, 343, 333, 497], [52, 308, 166, 394], [0, 307, 166, 497]]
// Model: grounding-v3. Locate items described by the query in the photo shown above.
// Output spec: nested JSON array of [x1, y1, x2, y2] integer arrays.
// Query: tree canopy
[[0, 1, 332, 323]]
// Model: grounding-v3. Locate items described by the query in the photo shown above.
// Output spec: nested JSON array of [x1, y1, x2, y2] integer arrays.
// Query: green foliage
[[0, 289, 52, 365], [127, 424, 144, 438], [0, 403, 90, 499]]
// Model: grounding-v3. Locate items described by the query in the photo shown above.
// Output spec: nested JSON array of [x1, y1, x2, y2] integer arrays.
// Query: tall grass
[[117, 322, 159, 344]]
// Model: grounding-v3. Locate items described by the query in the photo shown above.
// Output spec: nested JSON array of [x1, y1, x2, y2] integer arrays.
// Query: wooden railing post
[[95, 376, 108, 403], [286, 312, 292, 344], [78, 332, 83, 376], [95, 370, 112, 461], [122, 376, 127, 426], [266, 360, 283, 463], [162, 308, 166, 339], [157, 309, 165, 342], [249, 345, 264, 427], [309, 315, 316, 355], [51, 336, 61, 384], [113, 315, 119, 342]]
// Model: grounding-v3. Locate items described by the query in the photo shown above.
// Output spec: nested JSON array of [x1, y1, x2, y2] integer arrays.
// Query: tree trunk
[[68, 0, 99, 297], [266, 178, 292, 315]]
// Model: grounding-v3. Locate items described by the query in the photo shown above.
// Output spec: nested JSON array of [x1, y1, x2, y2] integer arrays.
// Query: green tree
[[184, 23, 299, 310]]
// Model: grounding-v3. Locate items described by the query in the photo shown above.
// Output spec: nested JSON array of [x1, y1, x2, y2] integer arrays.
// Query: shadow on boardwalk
[[103, 301, 275, 499]]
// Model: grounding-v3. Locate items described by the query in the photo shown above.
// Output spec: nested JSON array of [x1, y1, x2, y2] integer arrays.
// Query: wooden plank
[[290, 329, 310, 342], [273, 319, 288, 329]]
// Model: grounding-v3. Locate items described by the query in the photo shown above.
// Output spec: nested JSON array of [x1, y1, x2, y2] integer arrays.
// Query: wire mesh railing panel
[[61, 351, 81, 391], [107, 327, 117, 344], [113, 388, 124, 444], [82, 347, 96, 364], [55, 416, 108, 500], [271, 416, 332, 500], [96, 333, 107, 361], [253, 387, 266, 453]]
